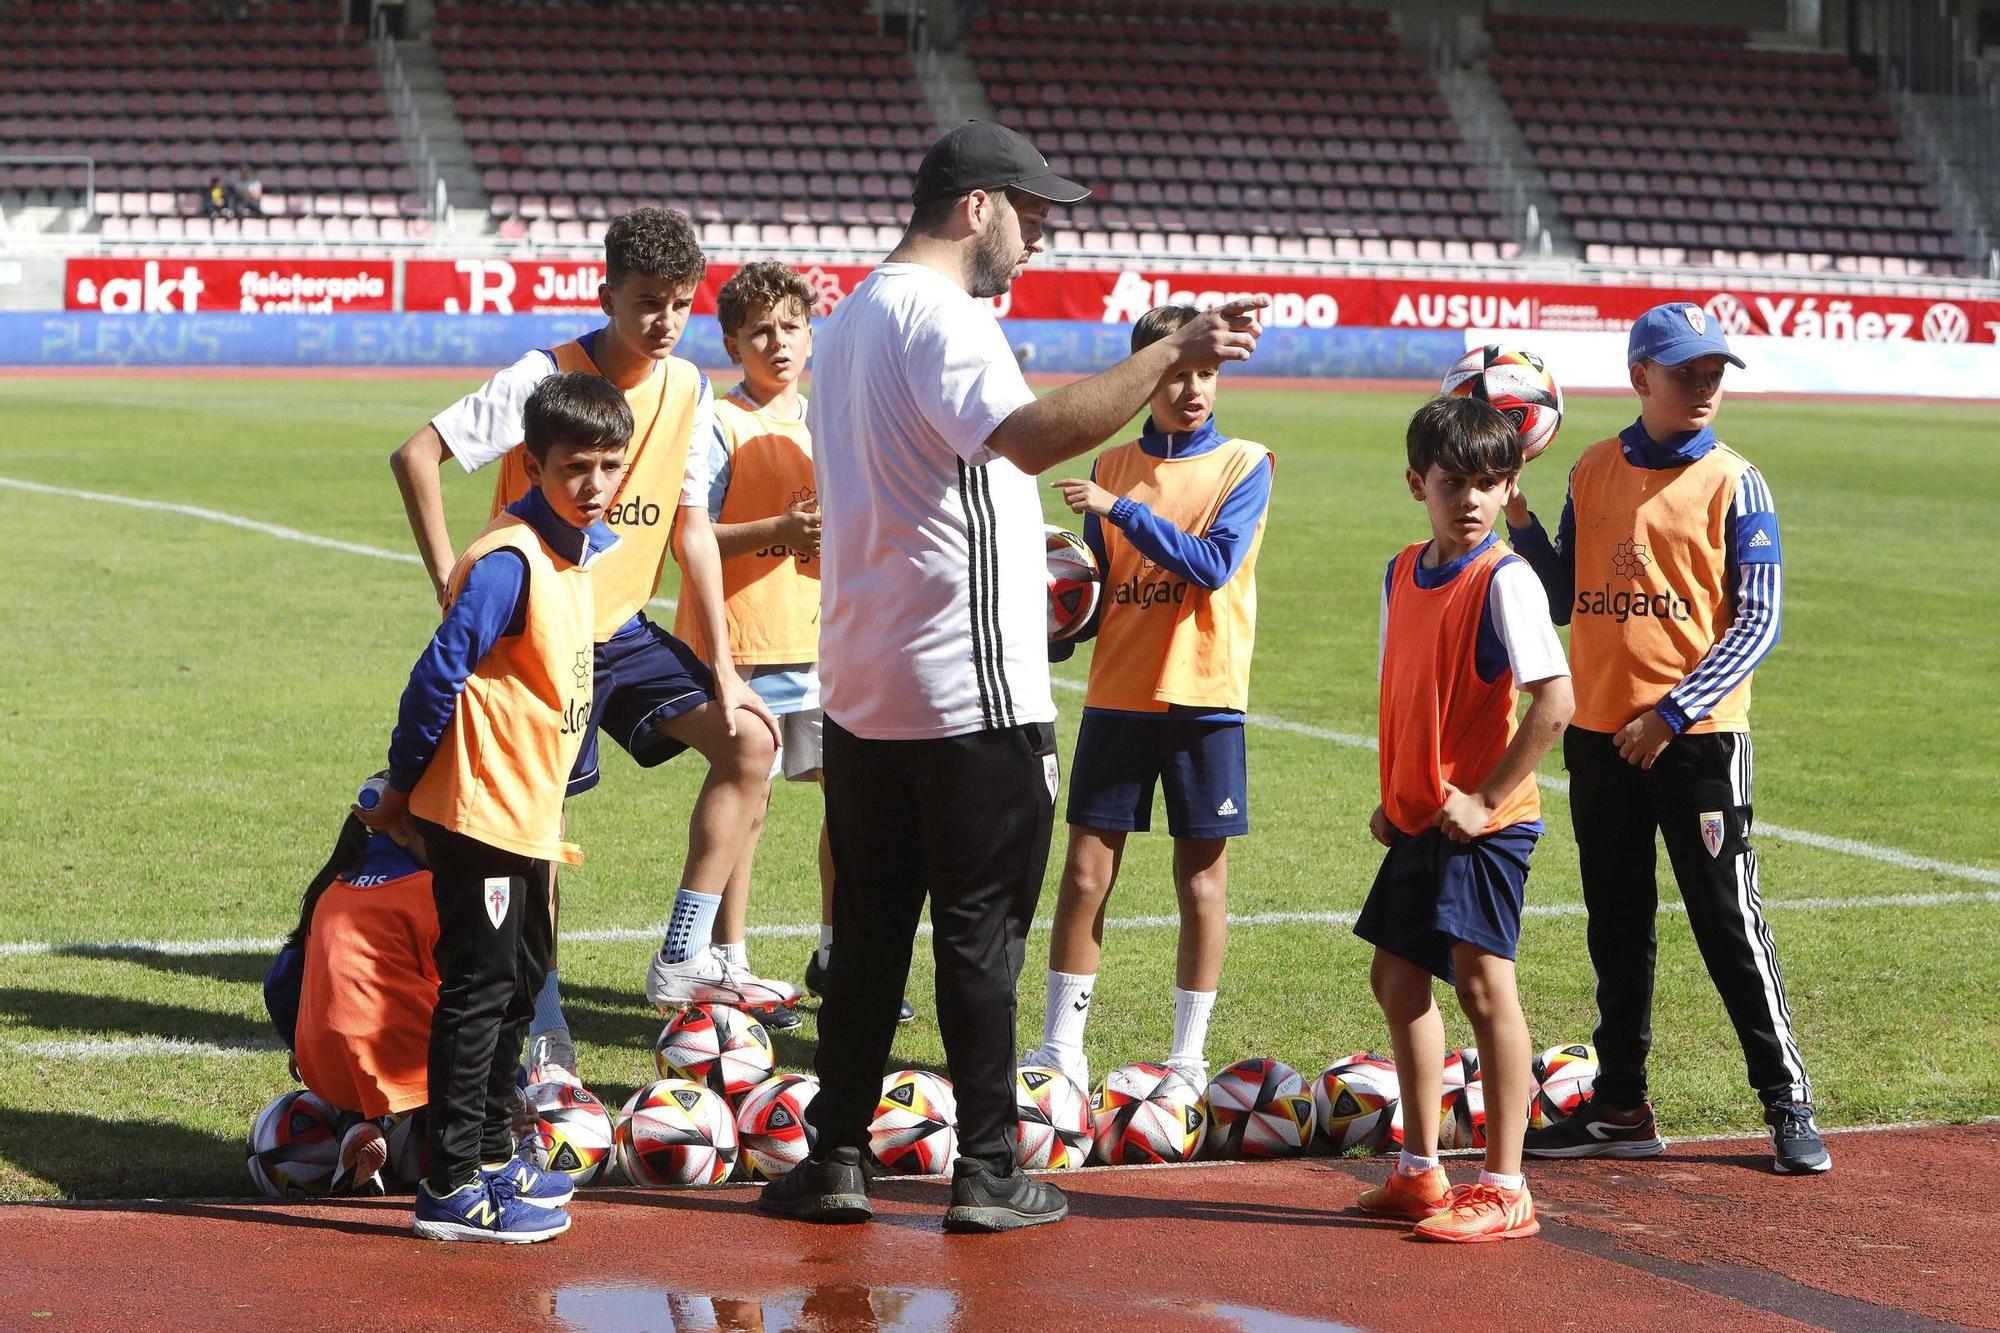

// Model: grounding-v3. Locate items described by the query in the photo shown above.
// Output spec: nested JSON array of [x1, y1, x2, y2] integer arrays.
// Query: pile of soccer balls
[[248, 1016, 1603, 1196]]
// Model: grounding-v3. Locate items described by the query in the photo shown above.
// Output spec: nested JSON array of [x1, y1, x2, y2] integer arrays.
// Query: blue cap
[[1627, 302, 1746, 369]]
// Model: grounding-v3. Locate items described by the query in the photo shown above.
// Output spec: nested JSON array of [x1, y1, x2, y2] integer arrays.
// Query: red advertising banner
[[65, 258, 395, 313], [87, 256, 1998, 344]]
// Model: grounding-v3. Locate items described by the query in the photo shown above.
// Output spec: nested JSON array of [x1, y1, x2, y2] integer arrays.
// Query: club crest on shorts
[[1043, 753, 1060, 804], [484, 876, 511, 928], [1699, 812, 1725, 859]]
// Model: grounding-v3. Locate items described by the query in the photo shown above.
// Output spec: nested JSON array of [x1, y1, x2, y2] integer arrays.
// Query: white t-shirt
[[430, 339, 716, 476], [809, 263, 1051, 740], [1378, 555, 1569, 686]]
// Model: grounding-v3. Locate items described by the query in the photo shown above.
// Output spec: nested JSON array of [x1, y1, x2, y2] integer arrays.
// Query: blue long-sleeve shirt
[[385, 489, 617, 791], [1506, 418, 1782, 734]]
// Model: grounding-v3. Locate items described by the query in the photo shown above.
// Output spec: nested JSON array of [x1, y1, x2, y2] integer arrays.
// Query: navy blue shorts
[[569, 615, 714, 796], [1353, 823, 1540, 984], [1065, 711, 1249, 839]]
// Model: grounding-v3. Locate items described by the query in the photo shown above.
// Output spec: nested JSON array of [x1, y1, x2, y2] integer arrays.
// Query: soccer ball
[[615, 1079, 738, 1186], [525, 1079, 614, 1186], [1531, 1042, 1600, 1128], [246, 1089, 342, 1198], [1091, 1062, 1207, 1165], [654, 1003, 776, 1102], [1441, 344, 1564, 462], [1045, 525, 1100, 642], [1013, 1066, 1095, 1170], [1202, 1058, 1314, 1159], [1387, 1088, 1465, 1153], [1442, 1047, 1481, 1090], [1311, 1053, 1399, 1154], [869, 1069, 957, 1175], [735, 1073, 820, 1180], [1446, 1081, 1488, 1149]]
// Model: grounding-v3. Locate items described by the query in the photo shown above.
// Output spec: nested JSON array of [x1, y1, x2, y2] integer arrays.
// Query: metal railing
[[0, 155, 97, 222], [371, 25, 445, 222]]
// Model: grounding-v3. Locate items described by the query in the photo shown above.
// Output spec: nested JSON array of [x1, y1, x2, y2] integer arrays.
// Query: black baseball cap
[[910, 121, 1090, 206]]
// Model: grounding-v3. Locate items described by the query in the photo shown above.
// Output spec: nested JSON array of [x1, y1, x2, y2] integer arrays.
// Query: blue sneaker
[[483, 1152, 576, 1207], [413, 1178, 571, 1244]]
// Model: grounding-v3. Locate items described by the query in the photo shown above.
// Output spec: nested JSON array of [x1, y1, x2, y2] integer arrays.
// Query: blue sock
[[529, 968, 564, 1035], [661, 888, 721, 964]]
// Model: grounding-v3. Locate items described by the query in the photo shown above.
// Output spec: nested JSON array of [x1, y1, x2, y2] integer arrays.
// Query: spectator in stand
[[228, 164, 263, 219], [204, 176, 229, 219]]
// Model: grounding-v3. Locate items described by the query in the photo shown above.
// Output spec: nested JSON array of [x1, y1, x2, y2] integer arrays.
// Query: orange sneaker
[[1412, 1182, 1539, 1243], [1356, 1166, 1450, 1219]]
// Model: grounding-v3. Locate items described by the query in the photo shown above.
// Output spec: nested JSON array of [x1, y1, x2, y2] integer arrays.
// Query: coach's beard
[[966, 221, 1021, 299]]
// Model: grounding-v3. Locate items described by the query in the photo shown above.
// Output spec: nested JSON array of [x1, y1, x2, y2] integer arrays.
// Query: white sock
[[716, 939, 747, 969], [1042, 970, 1096, 1062], [1168, 987, 1216, 1071], [1399, 1151, 1440, 1175], [816, 924, 834, 968], [1479, 1169, 1524, 1191]]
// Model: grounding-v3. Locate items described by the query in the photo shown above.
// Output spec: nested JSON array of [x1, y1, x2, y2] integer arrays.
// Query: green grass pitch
[[0, 372, 1995, 1199]]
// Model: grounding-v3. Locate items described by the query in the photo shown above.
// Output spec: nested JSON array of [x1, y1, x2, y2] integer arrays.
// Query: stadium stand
[[0, 0, 427, 239], [437, 0, 931, 247], [1491, 16, 1972, 275], [968, 1, 1514, 260]]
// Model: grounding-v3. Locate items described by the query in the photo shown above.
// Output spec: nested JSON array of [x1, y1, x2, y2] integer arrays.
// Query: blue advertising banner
[[1, 313, 1463, 379]]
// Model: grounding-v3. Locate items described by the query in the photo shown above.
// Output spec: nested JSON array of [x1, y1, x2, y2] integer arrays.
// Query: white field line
[[6, 474, 1997, 889], [6, 889, 1998, 965]]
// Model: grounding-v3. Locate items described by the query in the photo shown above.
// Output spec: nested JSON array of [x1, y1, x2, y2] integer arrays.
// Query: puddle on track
[[539, 1283, 1362, 1332]]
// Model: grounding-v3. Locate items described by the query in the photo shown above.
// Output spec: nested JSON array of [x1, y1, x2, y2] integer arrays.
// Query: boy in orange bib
[[1506, 303, 1826, 1175], [359, 372, 626, 1243], [1355, 396, 1572, 1243], [1027, 304, 1274, 1094], [264, 804, 439, 1195]]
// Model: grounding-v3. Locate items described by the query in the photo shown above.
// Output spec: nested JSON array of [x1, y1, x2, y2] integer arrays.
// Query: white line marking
[[7, 889, 1997, 961], [6, 474, 1995, 887], [1061, 675, 2000, 885], [5, 1037, 283, 1060]]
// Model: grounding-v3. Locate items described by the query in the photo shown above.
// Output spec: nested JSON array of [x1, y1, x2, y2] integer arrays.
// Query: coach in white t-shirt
[[758, 121, 1266, 1234]]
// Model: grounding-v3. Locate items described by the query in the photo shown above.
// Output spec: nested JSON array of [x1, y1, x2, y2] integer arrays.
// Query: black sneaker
[[757, 1146, 871, 1222], [1766, 1100, 1832, 1175], [758, 1003, 803, 1033], [1523, 1094, 1666, 1159], [942, 1158, 1069, 1233], [803, 950, 915, 1023]]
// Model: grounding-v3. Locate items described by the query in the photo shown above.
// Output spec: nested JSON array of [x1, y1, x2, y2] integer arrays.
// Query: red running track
[[1, 1124, 1992, 1331]]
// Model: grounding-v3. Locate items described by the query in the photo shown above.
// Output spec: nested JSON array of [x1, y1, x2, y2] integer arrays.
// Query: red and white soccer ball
[[735, 1073, 820, 1180], [1013, 1066, 1095, 1170], [247, 1088, 343, 1198], [1387, 1087, 1467, 1153], [1091, 1062, 1208, 1165], [616, 1078, 738, 1186], [654, 1003, 776, 1102], [1441, 344, 1565, 462], [869, 1069, 958, 1175], [1442, 1047, 1481, 1091], [1531, 1042, 1600, 1128], [1045, 525, 1100, 642], [1202, 1057, 1314, 1159], [525, 1079, 615, 1186], [1311, 1053, 1399, 1154]]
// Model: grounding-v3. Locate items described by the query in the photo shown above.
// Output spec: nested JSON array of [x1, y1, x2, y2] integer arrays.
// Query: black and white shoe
[[1523, 1094, 1666, 1159], [1766, 1101, 1832, 1175], [803, 950, 915, 1024], [943, 1158, 1069, 1234]]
